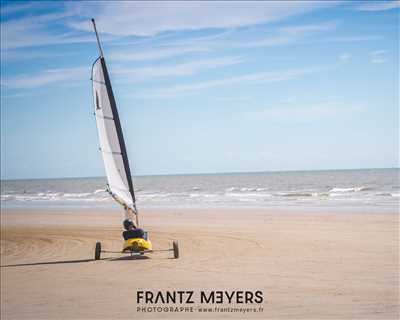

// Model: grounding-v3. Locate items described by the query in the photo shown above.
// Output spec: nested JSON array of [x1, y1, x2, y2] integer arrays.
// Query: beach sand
[[1, 208, 398, 319]]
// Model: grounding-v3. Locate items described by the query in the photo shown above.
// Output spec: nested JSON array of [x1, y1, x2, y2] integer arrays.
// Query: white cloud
[[371, 58, 387, 64], [1, 1, 339, 54], [370, 50, 388, 64], [0, 10, 98, 50], [108, 20, 338, 64], [68, 1, 338, 36], [109, 46, 211, 62], [2, 67, 87, 89], [356, 1, 400, 11], [339, 53, 351, 61], [2, 56, 242, 89], [113, 57, 243, 80], [279, 21, 338, 35], [371, 50, 388, 55], [0, 2, 38, 16], [247, 103, 363, 123], [132, 67, 315, 98], [0, 92, 38, 99], [1, 48, 81, 62], [227, 21, 337, 49], [324, 35, 382, 43]]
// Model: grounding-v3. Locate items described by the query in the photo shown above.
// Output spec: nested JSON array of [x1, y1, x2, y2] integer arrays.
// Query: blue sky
[[0, 1, 398, 179]]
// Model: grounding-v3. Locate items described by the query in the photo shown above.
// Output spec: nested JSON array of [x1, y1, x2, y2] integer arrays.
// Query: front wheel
[[173, 240, 179, 259], [95, 242, 101, 260]]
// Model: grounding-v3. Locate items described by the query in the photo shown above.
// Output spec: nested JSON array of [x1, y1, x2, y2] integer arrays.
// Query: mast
[[91, 19, 139, 227], [91, 19, 104, 58]]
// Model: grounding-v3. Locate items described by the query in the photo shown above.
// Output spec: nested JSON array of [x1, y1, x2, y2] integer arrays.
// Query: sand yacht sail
[[91, 19, 139, 225]]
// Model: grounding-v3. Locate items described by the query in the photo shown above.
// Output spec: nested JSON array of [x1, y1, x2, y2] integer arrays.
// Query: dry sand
[[1, 208, 399, 319]]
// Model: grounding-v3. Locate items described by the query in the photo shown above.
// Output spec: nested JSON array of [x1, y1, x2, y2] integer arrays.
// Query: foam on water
[[329, 186, 371, 193], [1, 169, 399, 212]]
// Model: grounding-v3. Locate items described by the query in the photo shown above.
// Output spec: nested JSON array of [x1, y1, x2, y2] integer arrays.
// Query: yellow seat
[[123, 238, 152, 252]]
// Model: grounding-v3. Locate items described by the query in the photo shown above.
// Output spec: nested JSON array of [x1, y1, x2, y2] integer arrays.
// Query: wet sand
[[1, 208, 398, 319]]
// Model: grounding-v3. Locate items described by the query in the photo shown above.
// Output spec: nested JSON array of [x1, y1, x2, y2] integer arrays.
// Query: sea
[[1, 169, 399, 213]]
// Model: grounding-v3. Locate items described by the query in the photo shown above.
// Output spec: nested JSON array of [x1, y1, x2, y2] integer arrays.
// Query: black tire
[[95, 242, 101, 260], [173, 240, 179, 259]]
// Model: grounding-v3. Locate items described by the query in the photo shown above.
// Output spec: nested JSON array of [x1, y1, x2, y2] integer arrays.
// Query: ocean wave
[[329, 186, 371, 193], [241, 187, 257, 192], [226, 192, 272, 198], [0, 190, 109, 203], [226, 187, 238, 192], [1, 195, 14, 201], [14, 195, 50, 201], [237, 198, 258, 202], [275, 191, 330, 197], [34, 192, 61, 197], [375, 192, 400, 198], [276, 192, 313, 197], [1, 183, 397, 208], [189, 193, 217, 198], [376, 192, 391, 197], [225, 187, 269, 193], [63, 192, 92, 198]]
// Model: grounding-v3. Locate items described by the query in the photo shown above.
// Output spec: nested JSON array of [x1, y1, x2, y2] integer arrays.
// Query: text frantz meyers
[[137, 290, 263, 304]]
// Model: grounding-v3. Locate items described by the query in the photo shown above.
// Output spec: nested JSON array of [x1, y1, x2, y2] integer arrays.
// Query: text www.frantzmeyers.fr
[[137, 306, 264, 314]]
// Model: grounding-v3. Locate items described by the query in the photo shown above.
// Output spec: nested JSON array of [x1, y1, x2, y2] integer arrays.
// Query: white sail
[[91, 57, 136, 211]]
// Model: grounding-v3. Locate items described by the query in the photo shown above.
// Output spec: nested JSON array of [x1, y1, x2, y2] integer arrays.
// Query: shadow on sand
[[1, 258, 95, 268], [1, 255, 156, 267], [109, 255, 149, 261]]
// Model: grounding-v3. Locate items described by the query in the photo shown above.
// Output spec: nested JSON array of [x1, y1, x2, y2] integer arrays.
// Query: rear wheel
[[173, 240, 179, 259], [95, 242, 101, 260]]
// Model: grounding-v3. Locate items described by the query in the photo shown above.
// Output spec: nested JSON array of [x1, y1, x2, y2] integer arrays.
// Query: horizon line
[[1, 166, 398, 182]]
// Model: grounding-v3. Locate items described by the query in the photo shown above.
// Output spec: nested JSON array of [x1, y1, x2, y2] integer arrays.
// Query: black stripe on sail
[[100, 148, 123, 155], [100, 57, 136, 205], [95, 114, 114, 121]]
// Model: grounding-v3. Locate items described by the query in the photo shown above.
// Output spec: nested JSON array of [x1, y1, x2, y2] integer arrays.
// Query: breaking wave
[[329, 186, 371, 193]]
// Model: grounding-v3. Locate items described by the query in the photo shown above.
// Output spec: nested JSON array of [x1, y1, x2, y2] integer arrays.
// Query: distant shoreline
[[1, 167, 398, 182]]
